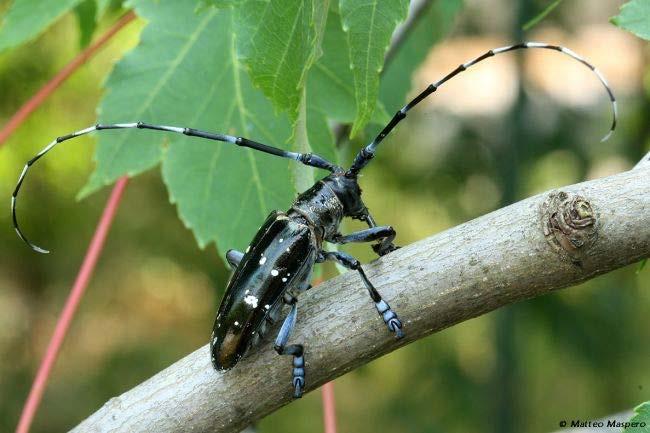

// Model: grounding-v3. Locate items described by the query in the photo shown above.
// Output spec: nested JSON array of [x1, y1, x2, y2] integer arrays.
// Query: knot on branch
[[541, 191, 598, 265]]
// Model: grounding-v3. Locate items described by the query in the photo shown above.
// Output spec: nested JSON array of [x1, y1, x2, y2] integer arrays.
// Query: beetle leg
[[357, 212, 400, 256], [225, 249, 244, 269], [274, 303, 305, 398], [330, 225, 397, 257], [317, 251, 404, 339], [283, 293, 298, 305]]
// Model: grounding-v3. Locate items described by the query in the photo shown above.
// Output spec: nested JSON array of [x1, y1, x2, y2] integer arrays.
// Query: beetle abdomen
[[210, 211, 317, 371]]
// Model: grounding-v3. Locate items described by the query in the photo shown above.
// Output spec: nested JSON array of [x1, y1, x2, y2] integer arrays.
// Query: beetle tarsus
[[292, 354, 305, 398], [376, 299, 405, 339], [373, 242, 400, 257]]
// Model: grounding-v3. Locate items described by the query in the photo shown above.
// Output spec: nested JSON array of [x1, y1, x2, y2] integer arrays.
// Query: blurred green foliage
[[0, 1, 648, 433]]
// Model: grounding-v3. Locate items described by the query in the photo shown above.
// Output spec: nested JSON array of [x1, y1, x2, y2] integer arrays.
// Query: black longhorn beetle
[[12, 43, 617, 398]]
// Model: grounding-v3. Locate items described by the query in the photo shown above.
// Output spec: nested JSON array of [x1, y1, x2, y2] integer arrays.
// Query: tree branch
[[71, 161, 649, 433]]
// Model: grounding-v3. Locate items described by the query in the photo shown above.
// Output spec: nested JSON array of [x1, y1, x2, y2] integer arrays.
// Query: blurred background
[[0, 0, 648, 432]]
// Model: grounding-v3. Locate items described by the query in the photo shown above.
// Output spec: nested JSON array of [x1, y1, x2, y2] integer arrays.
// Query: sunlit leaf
[[339, 0, 409, 137], [236, 0, 329, 119], [82, 0, 295, 256], [611, 0, 650, 41], [306, 9, 389, 155], [0, 0, 85, 53]]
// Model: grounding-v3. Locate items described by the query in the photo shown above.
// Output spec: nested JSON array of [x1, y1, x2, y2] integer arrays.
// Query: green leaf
[[82, 0, 295, 255], [305, 9, 389, 155], [292, 89, 317, 192], [199, 0, 246, 7], [305, 11, 358, 156], [236, 0, 329, 119], [96, 0, 114, 18], [611, 0, 650, 41], [74, 0, 97, 48], [0, 0, 85, 53], [339, 0, 409, 137], [625, 401, 650, 432], [523, 0, 563, 31], [379, 0, 463, 112]]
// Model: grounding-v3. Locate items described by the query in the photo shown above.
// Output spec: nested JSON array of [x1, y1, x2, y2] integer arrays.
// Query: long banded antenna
[[348, 42, 618, 176], [12, 122, 340, 253]]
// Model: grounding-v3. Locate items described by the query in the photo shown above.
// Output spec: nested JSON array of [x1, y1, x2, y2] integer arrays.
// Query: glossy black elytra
[[12, 42, 617, 398]]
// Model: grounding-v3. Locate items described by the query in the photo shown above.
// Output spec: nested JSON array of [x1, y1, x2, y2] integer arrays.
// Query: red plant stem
[[0, 11, 136, 145], [322, 381, 338, 433], [15, 177, 129, 433]]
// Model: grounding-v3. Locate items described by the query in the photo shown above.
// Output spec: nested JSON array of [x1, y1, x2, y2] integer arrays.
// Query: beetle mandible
[[12, 42, 617, 398]]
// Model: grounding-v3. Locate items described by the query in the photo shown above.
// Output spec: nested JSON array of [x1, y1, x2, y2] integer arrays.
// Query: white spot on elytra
[[245, 289, 250, 294], [234, 321, 240, 326], [244, 294, 259, 308], [279, 238, 284, 243], [282, 277, 287, 282], [245, 246, 250, 253], [271, 269, 279, 276], [259, 255, 267, 265], [264, 304, 270, 310], [286, 248, 290, 252]]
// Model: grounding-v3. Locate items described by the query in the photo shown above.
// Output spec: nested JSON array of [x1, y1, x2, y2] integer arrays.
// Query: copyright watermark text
[[558, 419, 647, 429]]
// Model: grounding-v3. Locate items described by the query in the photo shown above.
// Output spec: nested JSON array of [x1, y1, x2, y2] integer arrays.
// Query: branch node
[[541, 191, 598, 266]]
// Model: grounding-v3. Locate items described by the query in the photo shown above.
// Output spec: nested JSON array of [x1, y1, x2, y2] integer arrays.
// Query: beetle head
[[324, 173, 366, 218]]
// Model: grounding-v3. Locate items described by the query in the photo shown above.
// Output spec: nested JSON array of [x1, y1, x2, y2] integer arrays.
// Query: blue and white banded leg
[[274, 301, 305, 398], [318, 251, 404, 339]]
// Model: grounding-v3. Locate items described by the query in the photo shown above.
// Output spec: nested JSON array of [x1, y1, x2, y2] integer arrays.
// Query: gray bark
[[71, 159, 649, 433]]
